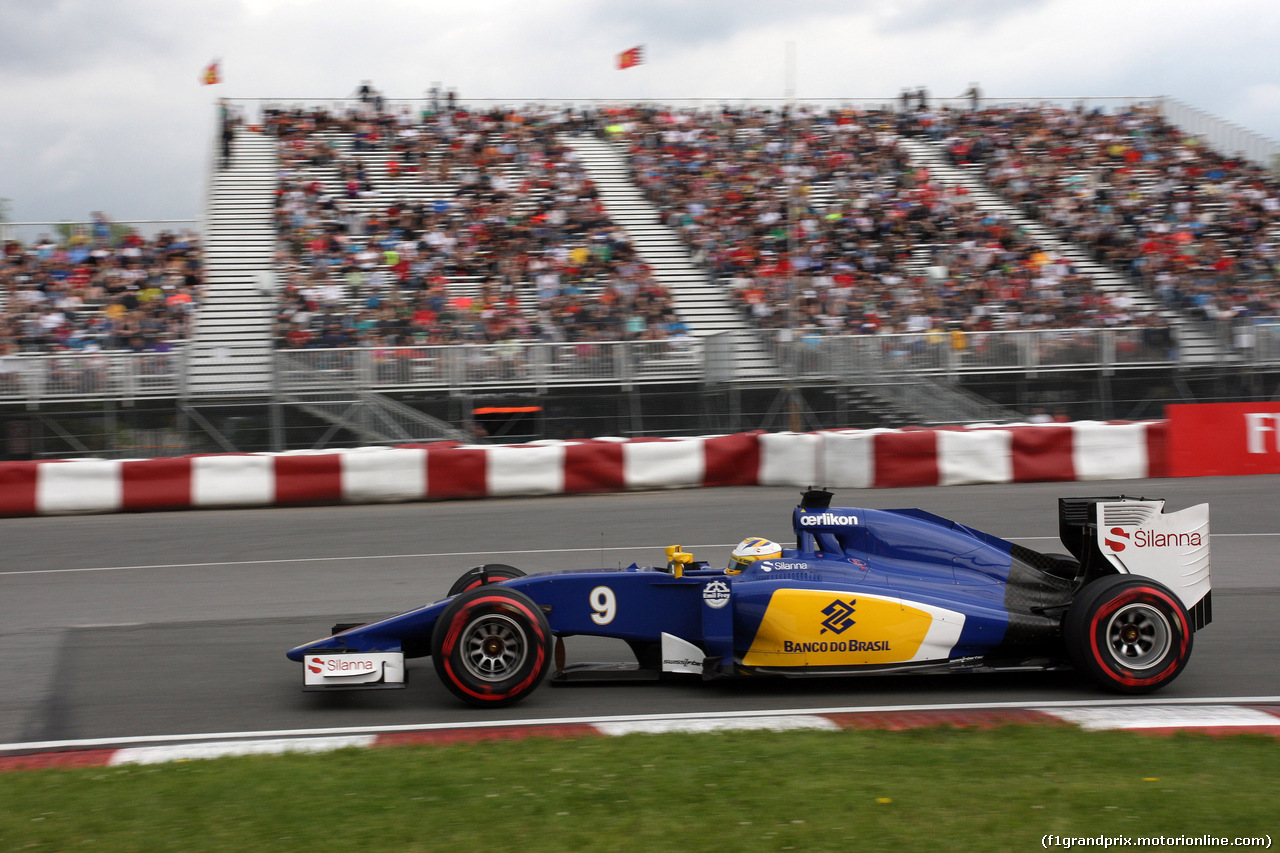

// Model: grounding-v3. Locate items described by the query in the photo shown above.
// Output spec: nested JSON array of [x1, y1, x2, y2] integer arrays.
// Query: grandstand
[[2, 94, 1279, 457]]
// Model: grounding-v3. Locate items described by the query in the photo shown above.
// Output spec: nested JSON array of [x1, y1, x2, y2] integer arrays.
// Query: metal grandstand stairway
[[558, 133, 778, 380], [186, 126, 469, 448], [872, 376, 1022, 425], [278, 387, 469, 447], [559, 131, 1020, 423], [895, 135, 1221, 365], [276, 352, 470, 445], [187, 129, 278, 397]]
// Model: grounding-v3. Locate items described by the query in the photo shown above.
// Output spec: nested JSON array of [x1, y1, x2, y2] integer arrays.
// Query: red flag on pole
[[201, 60, 221, 85], [617, 46, 643, 70]]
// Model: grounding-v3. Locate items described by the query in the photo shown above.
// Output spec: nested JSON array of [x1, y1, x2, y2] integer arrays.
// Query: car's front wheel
[[431, 586, 551, 708], [1065, 575, 1193, 693]]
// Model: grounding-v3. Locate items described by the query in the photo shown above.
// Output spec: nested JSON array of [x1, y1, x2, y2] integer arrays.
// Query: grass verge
[[2, 726, 1276, 852]]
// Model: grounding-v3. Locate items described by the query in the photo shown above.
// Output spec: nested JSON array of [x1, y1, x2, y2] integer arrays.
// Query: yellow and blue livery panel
[[741, 589, 965, 667]]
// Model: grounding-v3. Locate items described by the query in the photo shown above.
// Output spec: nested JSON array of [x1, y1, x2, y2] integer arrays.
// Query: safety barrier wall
[[1166, 402, 1280, 477], [0, 421, 1165, 517], [759, 421, 1164, 489]]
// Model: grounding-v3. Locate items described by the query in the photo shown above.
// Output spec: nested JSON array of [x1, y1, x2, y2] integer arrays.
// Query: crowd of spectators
[[266, 97, 683, 349], [9, 98, 1274, 369], [905, 102, 1280, 324], [265, 95, 1276, 354], [613, 103, 1149, 339], [0, 217, 201, 356]]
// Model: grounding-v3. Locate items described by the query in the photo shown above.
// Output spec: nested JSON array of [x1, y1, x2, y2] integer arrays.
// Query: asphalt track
[[2, 476, 1278, 747]]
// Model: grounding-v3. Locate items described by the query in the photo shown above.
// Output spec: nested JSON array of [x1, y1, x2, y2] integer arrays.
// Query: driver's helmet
[[727, 537, 781, 574]]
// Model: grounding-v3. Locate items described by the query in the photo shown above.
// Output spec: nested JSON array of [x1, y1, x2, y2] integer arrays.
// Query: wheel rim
[[460, 613, 527, 682], [1104, 602, 1172, 670]]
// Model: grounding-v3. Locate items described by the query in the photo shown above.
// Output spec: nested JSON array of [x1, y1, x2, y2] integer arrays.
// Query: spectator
[[219, 99, 237, 169], [616, 103, 1147, 337], [266, 100, 679, 348], [0, 222, 201, 353], [919, 102, 1280, 323]]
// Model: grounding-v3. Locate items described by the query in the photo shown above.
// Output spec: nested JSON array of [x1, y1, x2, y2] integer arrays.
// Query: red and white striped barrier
[[2, 702, 1276, 772], [0, 422, 1164, 517], [761, 420, 1166, 488]]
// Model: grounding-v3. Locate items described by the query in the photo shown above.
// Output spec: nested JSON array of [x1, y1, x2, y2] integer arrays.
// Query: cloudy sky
[[2, 0, 1278, 228]]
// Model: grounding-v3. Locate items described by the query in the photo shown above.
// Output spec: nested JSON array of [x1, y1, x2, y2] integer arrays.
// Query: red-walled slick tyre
[[446, 564, 526, 597], [1065, 575, 1193, 694], [431, 586, 551, 708]]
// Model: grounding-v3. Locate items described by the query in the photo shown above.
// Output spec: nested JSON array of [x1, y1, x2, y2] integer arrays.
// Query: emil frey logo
[[702, 580, 731, 609], [820, 599, 857, 635]]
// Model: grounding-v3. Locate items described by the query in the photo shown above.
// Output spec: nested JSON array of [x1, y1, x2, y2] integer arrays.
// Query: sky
[[2, 0, 1279, 229]]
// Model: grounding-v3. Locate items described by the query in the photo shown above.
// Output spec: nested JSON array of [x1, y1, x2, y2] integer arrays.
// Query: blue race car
[[288, 490, 1212, 707]]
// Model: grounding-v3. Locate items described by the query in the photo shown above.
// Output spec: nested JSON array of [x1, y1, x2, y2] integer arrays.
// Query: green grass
[[2, 727, 1276, 852]]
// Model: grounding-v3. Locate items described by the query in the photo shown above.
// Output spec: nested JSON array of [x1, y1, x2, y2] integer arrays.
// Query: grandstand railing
[[763, 326, 1180, 380], [237, 94, 1279, 171], [1251, 321, 1280, 363], [0, 351, 183, 406], [4, 324, 1280, 407], [277, 337, 707, 394], [239, 96, 1159, 114], [1156, 99, 1280, 171], [0, 219, 199, 245]]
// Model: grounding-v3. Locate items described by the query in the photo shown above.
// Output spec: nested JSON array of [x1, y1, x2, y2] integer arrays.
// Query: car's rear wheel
[[1065, 575, 1192, 693], [446, 564, 526, 597], [431, 586, 551, 707]]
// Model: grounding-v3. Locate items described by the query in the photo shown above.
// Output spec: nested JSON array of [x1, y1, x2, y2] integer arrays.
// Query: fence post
[[122, 353, 137, 406], [358, 348, 374, 389], [23, 357, 42, 410], [620, 341, 633, 391], [533, 343, 548, 393]]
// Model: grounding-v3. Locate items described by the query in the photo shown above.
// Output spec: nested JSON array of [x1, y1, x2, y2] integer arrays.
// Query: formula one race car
[[287, 490, 1212, 707]]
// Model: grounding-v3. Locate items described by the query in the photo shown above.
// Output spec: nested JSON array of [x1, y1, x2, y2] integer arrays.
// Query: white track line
[[0, 544, 740, 577], [4, 696, 1279, 754], [3, 533, 1275, 577]]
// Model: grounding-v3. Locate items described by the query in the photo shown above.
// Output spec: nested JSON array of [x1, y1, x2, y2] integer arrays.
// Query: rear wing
[[1059, 496, 1211, 627]]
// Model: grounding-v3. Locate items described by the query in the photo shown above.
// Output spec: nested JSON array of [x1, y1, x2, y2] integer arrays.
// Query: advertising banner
[[1167, 403, 1280, 477]]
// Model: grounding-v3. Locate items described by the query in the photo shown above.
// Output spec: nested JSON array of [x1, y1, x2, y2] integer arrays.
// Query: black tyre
[[431, 586, 552, 708], [1065, 575, 1193, 693], [446, 564, 526, 597]]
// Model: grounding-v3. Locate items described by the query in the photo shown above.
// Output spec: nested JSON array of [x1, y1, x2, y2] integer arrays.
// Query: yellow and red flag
[[617, 46, 643, 70], [201, 60, 221, 85]]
